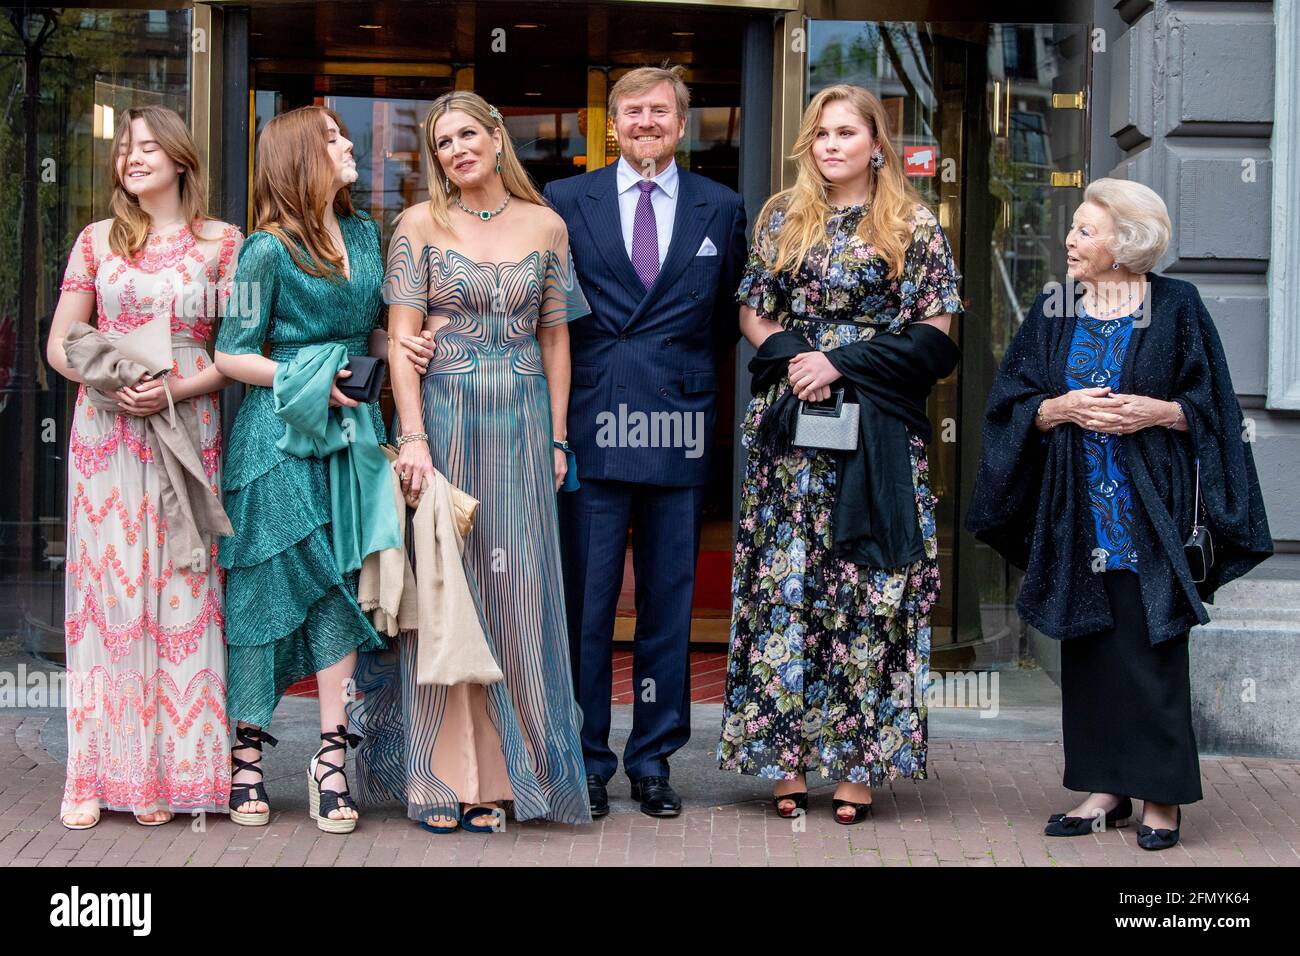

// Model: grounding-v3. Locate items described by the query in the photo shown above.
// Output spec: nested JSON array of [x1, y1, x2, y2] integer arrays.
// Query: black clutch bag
[[338, 354, 387, 404], [1184, 457, 1215, 584]]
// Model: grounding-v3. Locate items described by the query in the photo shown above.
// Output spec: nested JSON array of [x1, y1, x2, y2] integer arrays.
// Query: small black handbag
[[338, 354, 387, 404], [1184, 457, 1214, 583]]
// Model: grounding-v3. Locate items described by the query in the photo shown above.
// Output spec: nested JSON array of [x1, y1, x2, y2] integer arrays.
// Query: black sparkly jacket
[[966, 273, 1273, 643]]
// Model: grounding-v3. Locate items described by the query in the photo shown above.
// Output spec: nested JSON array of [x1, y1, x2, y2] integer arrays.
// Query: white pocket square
[[696, 237, 718, 256]]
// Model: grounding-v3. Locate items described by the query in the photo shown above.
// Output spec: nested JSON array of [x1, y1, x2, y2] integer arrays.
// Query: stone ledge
[[1192, 610, 1300, 760]]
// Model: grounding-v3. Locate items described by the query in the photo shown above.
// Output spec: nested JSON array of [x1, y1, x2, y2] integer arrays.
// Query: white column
[[1268, 0, 1300, 409]]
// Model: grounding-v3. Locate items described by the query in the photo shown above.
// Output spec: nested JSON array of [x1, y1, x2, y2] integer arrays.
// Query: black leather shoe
[[587, 774, 609, 818], [629, 775, 681, 817], [1044, 796, 1133, 836], [1136, 806, 1181, 851]]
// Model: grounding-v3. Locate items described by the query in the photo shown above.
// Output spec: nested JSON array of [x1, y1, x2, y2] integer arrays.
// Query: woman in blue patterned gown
[[349, 92, 592, 832]]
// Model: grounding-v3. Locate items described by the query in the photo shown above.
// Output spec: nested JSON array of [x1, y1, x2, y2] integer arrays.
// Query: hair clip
[[488, 105, 503, 124]]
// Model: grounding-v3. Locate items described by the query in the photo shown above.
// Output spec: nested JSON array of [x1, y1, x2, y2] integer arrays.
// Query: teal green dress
[[216, 212, 388, 728]]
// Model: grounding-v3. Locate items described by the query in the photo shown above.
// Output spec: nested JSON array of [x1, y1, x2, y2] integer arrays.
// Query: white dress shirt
[[616, 154, 678, 266]]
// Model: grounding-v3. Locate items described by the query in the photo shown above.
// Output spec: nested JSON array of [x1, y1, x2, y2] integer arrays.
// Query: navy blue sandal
[[460, 804, 504, 833], [418, 809, 461, 835]]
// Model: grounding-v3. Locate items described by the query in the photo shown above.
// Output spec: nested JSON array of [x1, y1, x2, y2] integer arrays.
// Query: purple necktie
[[631, 179, 659, 290]]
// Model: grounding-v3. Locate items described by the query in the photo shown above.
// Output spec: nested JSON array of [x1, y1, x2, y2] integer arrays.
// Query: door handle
[[1051, 91, 1086, 110]]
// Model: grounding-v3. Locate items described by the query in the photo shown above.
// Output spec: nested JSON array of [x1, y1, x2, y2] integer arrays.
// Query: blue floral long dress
[[717, 202, 962, 786]]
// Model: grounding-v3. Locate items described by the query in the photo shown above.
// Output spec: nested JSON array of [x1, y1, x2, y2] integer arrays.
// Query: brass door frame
[[193, 2, 1093, 205], [192, 0, 805, 204], [191, 4, 220, 205]]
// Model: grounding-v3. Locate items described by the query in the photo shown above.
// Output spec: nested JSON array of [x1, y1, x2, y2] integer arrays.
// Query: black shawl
[[965, 273, 1273, 643], [750, 323, 961, 568]]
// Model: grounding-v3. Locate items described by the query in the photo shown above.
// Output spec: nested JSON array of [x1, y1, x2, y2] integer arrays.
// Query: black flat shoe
[[587, 774, 610, 818], [832, 798, 873, 825], [629, 775, 681, 817], [1044, 795, 1133, 836], [773, 790, 809, 818], [1137, 807, 1181, 851]]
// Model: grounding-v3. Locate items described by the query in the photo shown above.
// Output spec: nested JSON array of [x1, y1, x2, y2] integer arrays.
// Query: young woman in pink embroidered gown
[[45, 106, 242, 829]]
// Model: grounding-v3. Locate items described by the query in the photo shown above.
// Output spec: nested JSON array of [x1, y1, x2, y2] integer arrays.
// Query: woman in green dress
[[214, 106, 397, 834]]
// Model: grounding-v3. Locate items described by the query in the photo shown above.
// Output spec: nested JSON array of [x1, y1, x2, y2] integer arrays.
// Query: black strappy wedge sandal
[[229, 724, 278, 827], [308, 725, 361, 834]]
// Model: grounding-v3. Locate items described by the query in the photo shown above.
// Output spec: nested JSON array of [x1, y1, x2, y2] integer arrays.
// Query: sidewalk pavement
[[2, 652, 1299, 866]]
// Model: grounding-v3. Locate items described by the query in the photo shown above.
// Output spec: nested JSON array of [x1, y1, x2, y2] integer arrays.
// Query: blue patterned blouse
[[1063, 308, 1139, 571]]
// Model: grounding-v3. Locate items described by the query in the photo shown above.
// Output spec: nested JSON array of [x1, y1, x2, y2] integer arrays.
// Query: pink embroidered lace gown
[[58, 219, 241, 817]]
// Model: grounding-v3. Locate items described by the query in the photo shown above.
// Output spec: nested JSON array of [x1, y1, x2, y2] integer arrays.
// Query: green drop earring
[[495, 150, 502, 175]]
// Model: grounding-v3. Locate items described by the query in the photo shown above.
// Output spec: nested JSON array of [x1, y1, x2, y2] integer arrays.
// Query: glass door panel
[[807, 18, 1090, 668], [247, 0, 745, 643]]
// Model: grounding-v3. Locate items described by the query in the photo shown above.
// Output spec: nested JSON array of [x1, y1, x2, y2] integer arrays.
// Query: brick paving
[[4, 713, 1298, 867]]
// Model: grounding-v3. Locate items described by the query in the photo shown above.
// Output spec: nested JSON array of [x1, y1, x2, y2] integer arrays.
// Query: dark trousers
[[1061, 570, 1203, 805], [558, 478, 703, 782]]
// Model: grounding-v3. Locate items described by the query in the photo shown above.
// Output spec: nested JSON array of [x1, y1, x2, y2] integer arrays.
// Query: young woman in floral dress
[[717, 85, 961, 823], [46, 106, 240, 829]]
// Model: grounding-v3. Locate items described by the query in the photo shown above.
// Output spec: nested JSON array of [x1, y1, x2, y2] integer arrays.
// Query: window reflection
[[0, 8, 193, 656], [808, 19, 1089, 666]]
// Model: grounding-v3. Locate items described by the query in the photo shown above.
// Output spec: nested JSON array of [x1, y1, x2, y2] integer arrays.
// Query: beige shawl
[[62, 321, 232, 568], [359, 447, 503, 686]]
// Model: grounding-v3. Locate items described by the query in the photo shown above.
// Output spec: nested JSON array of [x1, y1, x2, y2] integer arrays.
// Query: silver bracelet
[[395, 432, 428, 448]]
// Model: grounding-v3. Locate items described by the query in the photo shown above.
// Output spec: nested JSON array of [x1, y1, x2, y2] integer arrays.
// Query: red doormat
[[611, 649, 728, 704], [283, 649, 729, 704], [690, 549, 732, 612]]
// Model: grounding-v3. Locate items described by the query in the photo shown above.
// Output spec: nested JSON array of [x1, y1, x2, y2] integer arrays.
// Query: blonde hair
[[108, 105, 208, 260], [1082, 177, 1171, 274], [252, 105, 356, 279], [608, 64, 691, 120], [421, 91, 544, 233], [757, 84, 924, 281]]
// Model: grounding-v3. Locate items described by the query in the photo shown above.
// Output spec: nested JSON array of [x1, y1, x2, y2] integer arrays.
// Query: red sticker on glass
[[904, 146, 937, 177]]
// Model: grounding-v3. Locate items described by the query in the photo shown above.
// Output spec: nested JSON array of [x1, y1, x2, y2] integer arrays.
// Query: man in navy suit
[[544, 65, 747, 817]]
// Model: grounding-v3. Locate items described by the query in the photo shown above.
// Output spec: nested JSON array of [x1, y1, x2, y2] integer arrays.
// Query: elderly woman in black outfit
[[968, 178, 1272, 851]]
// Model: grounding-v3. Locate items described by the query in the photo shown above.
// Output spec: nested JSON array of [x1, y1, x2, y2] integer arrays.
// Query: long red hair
[[252, 105, 355, 278]]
